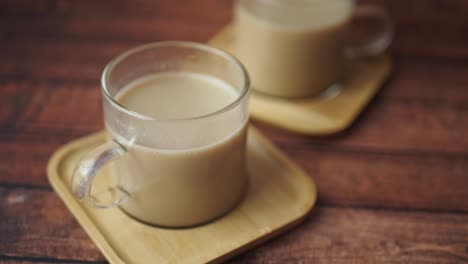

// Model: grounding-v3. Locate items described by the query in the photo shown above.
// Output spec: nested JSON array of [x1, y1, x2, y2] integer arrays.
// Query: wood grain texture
[[229, 206, 468, 264], [0, 260, 104, 264], [0, 188, 104, 262], [2, 0, 468, 59], [1, 0, 468, 262], [2, 188, 468, 263]]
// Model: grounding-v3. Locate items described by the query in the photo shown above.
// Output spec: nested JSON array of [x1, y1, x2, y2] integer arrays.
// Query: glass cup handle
[[345, 4, 393, 58], [71, 139, 130, 209]]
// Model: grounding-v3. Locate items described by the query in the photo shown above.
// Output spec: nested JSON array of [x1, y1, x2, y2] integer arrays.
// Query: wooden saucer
[[47, 127, 317, 263]]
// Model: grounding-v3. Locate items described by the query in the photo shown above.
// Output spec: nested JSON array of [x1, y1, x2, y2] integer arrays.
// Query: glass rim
[[101, 41, 250, 122]]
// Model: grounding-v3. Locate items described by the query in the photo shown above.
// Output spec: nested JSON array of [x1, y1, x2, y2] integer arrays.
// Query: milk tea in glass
[[235, 0, 392, 97], [72, 42, 250, 228]]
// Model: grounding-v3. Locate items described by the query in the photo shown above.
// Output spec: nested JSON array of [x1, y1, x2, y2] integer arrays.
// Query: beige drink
[[235, 0, 354, 97], [110, 72, 248, 227]]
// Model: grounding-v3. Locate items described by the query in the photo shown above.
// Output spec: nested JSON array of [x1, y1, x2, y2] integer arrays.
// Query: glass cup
[[72, 42, 250, 228], [235, 0, 393, 97]]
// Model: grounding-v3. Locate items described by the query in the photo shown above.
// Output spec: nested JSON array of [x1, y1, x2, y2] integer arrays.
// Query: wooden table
[[1, 0, 468, 263]]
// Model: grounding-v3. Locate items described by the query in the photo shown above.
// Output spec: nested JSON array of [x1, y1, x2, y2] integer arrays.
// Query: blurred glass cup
[[235, 0, 393, 98]]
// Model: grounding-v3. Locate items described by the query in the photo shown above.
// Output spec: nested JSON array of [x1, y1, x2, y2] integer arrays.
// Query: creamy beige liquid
[[110, 72, 247, 227], [236, 0, 354, 97]]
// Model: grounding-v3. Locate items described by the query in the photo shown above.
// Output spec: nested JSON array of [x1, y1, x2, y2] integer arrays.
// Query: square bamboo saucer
[[209, 24, 392, 135], [47, 127, 317, 263]]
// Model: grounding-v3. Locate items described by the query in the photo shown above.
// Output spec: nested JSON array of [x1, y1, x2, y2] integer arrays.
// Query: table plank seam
[[279, 145, 468, 159], [3, 184, 468, 216], [320, 203, 468, 216], [0, 255, 106, 264], [0, 182, 52, 191], [2, 127, 468, 158]]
